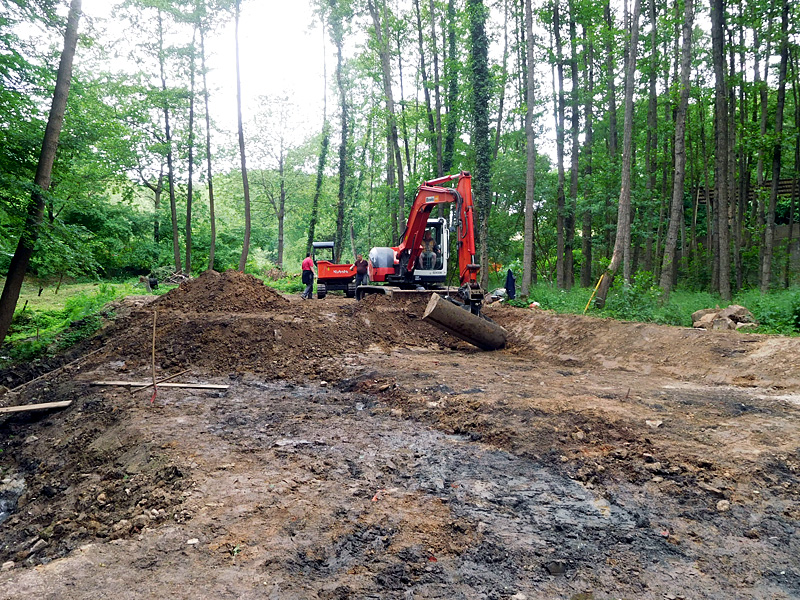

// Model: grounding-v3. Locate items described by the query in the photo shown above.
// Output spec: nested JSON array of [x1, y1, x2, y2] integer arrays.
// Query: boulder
[[693, 312, 718, 328], [692, 305, 758, 330], [718, 304, 754, 323], [711, 316, 736, 331], [691, 307, 719, 323]]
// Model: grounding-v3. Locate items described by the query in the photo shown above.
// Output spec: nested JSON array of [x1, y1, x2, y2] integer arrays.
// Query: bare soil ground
[[0, 269, 798, 599]]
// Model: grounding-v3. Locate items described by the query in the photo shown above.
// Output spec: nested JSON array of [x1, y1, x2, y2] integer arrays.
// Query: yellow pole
[[584, 273, 605, 314]]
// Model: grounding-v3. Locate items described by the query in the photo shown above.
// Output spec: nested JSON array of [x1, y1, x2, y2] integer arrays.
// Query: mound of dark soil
[[155, 270, 288, 313]]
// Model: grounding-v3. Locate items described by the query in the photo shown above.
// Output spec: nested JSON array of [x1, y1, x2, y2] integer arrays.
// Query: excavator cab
[[413, 218, 448, 282]]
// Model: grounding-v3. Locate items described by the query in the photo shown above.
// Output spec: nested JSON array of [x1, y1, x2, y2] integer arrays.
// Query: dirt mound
[[487, 304, 800, 388], [154, 269, 288, 313], [104, 290, 458, 380]]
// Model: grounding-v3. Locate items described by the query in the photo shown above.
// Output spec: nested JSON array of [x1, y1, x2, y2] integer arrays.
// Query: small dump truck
[[312, 241, 356, 299]]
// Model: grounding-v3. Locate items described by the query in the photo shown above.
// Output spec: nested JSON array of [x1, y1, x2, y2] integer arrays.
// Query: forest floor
[[0, 269, 799, 600]]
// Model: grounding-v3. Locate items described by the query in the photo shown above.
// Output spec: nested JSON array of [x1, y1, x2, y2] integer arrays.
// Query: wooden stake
[[131, 369, 190, 394], [5, 347, 104, 397], [151, 310, 157, 402], [0, 400, 72, 414], [91, 381, 228, 390]]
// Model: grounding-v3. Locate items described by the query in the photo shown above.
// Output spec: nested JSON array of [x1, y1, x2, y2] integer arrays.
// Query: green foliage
[[1, 282, 134, 364], [733, 288, 799, 334], [602, 272, 663, 322]]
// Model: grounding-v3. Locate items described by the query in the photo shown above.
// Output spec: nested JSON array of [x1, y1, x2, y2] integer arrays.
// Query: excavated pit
[[0, 270, 799, 599]]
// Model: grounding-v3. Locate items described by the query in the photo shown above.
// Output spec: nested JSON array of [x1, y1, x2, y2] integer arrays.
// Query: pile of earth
[[486, 306, 800, 389], [154, 269, 289, 313], [98, 273, 460, 380]]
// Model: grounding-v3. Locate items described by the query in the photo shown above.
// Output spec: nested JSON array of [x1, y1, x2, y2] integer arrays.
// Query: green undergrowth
[[507, 274, 800, 336], [1, 281, 144, 365]]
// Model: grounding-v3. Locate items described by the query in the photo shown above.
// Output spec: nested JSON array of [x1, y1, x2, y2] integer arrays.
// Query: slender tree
[[157, 9, 182, 274], [234, 0, 251, 271], [595, 0, 641, 307], [760, 0, 789, 292], [659, 0, 694, 297], [521, 0, 537, 295], [185, 25, 197, 275], [711, 0, 730, 299], [468, 0, 493, 289], [0, 0, 82, 346], [199, 23, 216, 271]]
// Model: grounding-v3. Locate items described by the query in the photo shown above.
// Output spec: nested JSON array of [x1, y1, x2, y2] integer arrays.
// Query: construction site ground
[[0, 270, 798, 599]]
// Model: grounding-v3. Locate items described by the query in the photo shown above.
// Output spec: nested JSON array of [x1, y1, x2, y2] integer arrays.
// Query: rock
[[97, 492, 108, 506], [27, 539, 48, 556], [711, 316, 736, 331], [691, 308, 719, 323], [112, 519, 132, 537], [716, 500, 731, 512], [651, 476, 664, 483], [544, 560, 567, 575], [744, 528, 759, 539], [510, 594, 527, 600], [645, 420, 663, 429], [132, 514, 149, 530], [644, 462, 663, 472], [693, 312, 718, 328], [718, 304, 754, 323], [1, 561, 14, 571]]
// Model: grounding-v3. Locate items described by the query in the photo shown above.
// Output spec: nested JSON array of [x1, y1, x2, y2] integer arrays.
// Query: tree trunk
[[368, 0, 405, 225], [200, 26, 216, 271], [429, 0, 443, 175], [493, 0, 509, 162], [711, 0, 730, 299], [604, 0, 619, 160], [644, 0, 658, 274], [185, 26, 197, 275], [0, 0, 82, 347], [235, 0, 252, 272], [595, 0, 641, 308], [580, 26, 594, 289], [522, 0, 537, 295], [552, 3, 567, 289], [413, 0, 437, 163], [442, 0, 459, 175], [158, 10, 182, 274], [760, 0, 789, 292], [468, 0, 493, 291], [658, 0, 694, 298], [278, 152, 286, 268], [566, 2, 579, 290], [330, 3, 348, 264]]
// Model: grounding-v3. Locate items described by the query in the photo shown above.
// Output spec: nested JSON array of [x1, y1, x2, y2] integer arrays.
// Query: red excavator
[[357, 171, 484, 313]]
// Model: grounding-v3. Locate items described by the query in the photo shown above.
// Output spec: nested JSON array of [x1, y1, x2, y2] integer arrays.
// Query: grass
[[0, 278, 167, 365], [507, 274, 800, 336]]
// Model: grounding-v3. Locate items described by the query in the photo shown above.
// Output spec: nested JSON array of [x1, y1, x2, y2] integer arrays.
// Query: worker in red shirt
[[301, 253, 315, 299], [354, 254, 369, 288]]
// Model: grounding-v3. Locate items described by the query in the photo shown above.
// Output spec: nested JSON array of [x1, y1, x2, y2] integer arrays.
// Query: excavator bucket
[[421, 293, 507, 351]]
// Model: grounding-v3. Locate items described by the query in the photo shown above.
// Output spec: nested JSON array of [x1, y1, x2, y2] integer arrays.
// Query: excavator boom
[[359, 171, 507, 350]]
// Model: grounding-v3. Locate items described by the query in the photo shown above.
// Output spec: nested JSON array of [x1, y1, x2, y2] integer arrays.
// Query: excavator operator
[[418, 229, 440, 270]]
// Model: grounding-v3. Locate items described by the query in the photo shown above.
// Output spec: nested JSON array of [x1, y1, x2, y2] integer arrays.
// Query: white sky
[[79, 0, 330, 168]]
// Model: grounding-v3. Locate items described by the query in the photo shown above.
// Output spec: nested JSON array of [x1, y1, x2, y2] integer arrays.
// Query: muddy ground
[[0, 269, 798, 599]]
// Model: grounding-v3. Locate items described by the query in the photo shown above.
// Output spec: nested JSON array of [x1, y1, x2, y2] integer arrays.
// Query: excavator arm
[[396, 171, 480, 289]]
